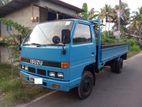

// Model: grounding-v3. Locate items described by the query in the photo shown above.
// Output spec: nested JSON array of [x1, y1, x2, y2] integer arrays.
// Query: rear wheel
[[77, 71, 94, 100], [111, 58, 123, 74]]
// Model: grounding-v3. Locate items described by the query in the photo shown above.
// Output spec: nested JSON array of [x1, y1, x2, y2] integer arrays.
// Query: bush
[[101, 32, 117, 45], [124, 38, 141, 52], [129, 44, 141, 52], [0, 18, 31, 66]]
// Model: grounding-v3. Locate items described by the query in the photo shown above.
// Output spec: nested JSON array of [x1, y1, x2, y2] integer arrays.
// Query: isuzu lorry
[[20, 18, 128, 99]]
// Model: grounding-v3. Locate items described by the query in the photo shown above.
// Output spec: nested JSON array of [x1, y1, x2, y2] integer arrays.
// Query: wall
[[1, 5, 40, 37]]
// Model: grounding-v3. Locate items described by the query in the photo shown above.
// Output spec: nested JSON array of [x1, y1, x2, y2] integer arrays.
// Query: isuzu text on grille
[[30, 59, 43, 65]]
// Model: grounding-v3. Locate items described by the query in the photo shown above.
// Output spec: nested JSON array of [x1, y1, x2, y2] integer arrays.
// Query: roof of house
[[0, 0, 83, 17], [47, 0, 83, 13]]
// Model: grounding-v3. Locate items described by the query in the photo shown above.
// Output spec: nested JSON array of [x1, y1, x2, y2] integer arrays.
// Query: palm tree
[[114, 2, 130, 25], [110, 2, 130, 36], [99, 4, 114, 22], [99, 4, 115, 34]]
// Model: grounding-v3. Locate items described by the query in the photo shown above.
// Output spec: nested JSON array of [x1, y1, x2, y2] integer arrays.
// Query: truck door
[[70, 22, 96, 82]]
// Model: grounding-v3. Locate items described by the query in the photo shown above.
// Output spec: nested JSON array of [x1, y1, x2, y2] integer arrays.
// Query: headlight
[[48, 72, 64, 78], [21, 65, 28, 71], [21, 65, 25, 69], [57, 73, 64, 78], [49, 72, 56, 77], [25, 66, 28, 71]]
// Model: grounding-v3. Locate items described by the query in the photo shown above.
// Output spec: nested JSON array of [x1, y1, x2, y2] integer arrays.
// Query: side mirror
[[62, 29, 70, 44]]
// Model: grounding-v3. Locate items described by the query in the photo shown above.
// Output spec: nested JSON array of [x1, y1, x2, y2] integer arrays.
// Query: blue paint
[[20, 18, 128, 92]]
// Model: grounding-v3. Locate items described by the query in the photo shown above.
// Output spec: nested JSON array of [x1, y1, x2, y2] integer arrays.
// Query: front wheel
[[77, 71, 94, 100]]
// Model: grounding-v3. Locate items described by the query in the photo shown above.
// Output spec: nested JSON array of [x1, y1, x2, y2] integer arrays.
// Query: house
[[0, 0, 83, 63], [0, 0, 82, 37]]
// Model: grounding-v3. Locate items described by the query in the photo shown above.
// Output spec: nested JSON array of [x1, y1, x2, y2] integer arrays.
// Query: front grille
[[21, 57, 61, 68], [37, 69, 46, 76], [43, 61, 61, 68], [28, 67, 35, 73]]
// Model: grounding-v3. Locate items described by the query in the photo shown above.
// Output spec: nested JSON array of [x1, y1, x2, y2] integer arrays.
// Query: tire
[[111, 58, 123, 74], [120, 58, 123, 69], [111, 61, 116, 73], [77, 71, 94, 100]]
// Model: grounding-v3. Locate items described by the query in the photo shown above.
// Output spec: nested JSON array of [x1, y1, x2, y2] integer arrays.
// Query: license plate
[[29, 76, 43, 85]]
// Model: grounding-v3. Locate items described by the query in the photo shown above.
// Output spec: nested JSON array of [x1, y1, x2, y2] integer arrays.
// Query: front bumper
[[20, 70, 71, 92]]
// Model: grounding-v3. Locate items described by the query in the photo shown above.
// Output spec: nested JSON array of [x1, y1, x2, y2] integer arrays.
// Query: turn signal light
[[52, 84, 60, 89], [61, 62, 70, 69]]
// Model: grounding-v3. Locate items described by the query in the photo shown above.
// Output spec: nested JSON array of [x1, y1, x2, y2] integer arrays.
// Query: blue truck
[[20, 18, 128, 99]]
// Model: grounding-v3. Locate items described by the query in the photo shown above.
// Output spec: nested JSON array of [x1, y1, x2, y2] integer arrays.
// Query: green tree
[[0, 18, 31, 46], [129, 7, 142, 40], [80, 3, 88, 19], [80, 3, 98, 20], [115, 2, 130, 20]]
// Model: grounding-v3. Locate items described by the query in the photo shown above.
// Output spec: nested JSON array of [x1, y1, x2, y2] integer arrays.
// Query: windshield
[[23, 21, 73, 46]]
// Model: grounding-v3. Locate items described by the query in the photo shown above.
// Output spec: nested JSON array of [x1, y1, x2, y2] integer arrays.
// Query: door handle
[[91, 52, 95, 56]]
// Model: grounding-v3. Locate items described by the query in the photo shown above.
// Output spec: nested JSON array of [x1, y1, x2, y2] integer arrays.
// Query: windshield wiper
[[23, 43, 42, 47], [31, 43, 42, 47], [23, 43, 64, 47], [44, 44, 64, 46]]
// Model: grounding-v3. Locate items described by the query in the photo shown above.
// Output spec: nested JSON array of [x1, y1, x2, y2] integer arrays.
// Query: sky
[[61, 0, 142, 13]]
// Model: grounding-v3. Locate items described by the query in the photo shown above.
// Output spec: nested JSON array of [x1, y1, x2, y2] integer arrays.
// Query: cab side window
[[73, 24, 92, 44]]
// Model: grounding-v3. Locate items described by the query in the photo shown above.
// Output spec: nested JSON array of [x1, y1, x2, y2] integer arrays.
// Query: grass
[[0, 64, 49, 107], [128, 50, 141, 58]]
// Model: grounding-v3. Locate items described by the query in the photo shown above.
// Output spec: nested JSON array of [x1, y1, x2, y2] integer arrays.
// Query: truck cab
[[20, 19, 128, 99]]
